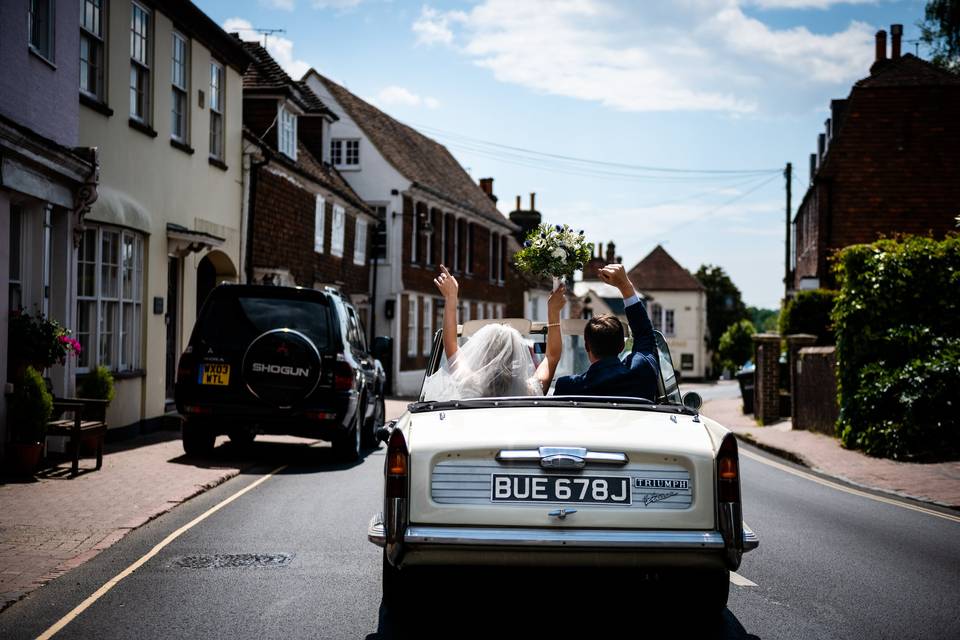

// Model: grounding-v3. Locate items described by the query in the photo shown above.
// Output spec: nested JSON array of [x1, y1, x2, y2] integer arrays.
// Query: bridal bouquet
[[514, 223, 593, 280]]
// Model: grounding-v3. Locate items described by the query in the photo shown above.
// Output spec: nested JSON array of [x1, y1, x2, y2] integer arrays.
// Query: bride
[[422, 265, 566, 401]]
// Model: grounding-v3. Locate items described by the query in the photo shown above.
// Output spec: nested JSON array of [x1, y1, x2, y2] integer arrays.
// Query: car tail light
[[176, 356, 194, 384], [386, 429, 408, 499], [304, 410, 337, 422], [184, 405, 213, 415], [334, 361, 354, 391], [717, 434, 740, 503]]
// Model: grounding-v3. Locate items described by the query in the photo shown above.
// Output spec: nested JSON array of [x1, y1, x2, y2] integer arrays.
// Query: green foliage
[[78, 365, 115, 403], [717, 319, 756, 372], [918, 0, 960, 73], [695, 265, 749, 376], [7, 310, 82, 369], [9, 367, 53, 443], [514, 224, 592, 280], [748, 306, 779, 333], [833, 234, 960, 460], [779, 289, 838, 345]]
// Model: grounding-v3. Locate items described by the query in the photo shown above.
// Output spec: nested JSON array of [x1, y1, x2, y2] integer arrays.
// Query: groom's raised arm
[[599, 265, 655, 357]]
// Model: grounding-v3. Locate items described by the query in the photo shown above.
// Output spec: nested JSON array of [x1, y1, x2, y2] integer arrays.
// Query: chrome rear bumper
[[368, 512, 759, 552]]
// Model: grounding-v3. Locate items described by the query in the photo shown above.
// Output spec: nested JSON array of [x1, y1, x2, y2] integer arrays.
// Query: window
[[500, 235, 507, 283], [8, 207, 23, 311], [209, 61, 224, 159], [650, 303, 662, 332], [490, 231, 498, 282], [371, 206, 387, 260], [407, 296, 418, 357], [354, 218, 367, 265], [466, 223, 474, 274], [171, 31, 188, 142], [441, 214, 448, 265], [313, 195, 325, 254], [76, 226, 144, 372], [681, 353, 694, 371], [330, 139, 360, 168], [422, 297, 432, 356], [331, 204, 345, 257], [278, 105, 297, 160], [80, 0, 105, 99], [29, 0, 54, 60], [129, 2, 151, 123], [529, 296, 538, 322], [664, 309, 675, 336]]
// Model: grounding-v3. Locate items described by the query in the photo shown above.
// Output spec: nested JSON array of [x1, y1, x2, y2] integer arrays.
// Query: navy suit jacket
[[554, 299, 660, 401]]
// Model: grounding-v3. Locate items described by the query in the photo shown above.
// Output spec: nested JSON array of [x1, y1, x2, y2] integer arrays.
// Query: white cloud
[[312, 0, 365, 10], [411, 0, 876, 113], [223, 17, 312, 80], [377, 85, 441, 109], [745, 0, 876, 8], [413, 6, 467, 46], [259, 0, 295, 10]]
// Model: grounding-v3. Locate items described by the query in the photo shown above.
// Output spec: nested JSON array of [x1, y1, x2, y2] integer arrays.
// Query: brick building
[[789, 25, 960, 294], [240, 43, 375, 319], [303, 70, 520, 395]]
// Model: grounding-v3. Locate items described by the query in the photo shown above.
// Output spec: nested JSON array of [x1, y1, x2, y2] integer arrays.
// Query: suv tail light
[[334, 361, 354, 392], [176, 355, 194, 384], [717, 434, 741, 503]]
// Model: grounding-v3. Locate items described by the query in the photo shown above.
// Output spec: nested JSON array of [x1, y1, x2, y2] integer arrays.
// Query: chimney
[[605, 241, 616, 264], [479, 177, 494, 200], [809, 153, 817, 185], [530, 192, 536, 211], [875, 29, 887, 63], [890, 24, 902, 59], [817, 133, 826, 163], [825, 118, 832, 143], [515, 195, 521, 211]]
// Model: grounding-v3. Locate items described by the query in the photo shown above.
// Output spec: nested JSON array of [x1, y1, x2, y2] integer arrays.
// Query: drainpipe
[[245, 153, 269, 284]]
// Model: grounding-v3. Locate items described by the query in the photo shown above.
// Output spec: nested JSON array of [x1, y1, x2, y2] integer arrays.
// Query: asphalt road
[[1, 401, 958, 639]]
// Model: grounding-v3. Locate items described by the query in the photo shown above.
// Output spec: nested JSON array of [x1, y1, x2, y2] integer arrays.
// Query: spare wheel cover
[[242, 329, 322, 407]]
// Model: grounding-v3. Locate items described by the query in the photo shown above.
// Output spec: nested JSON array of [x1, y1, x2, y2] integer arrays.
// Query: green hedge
[[717, 319, 756, 372], [833, 234, 960, 460], [779, 289, 837, 344]]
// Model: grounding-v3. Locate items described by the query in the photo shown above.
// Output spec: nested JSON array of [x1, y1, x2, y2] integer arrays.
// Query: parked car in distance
[[175, 284, 387, 460], [369, 318, 758, 614]]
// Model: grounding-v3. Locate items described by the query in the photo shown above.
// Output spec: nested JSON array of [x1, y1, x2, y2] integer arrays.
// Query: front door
[[165, 256, 180, 403]]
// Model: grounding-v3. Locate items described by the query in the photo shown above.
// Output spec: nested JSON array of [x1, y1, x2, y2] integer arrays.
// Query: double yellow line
[[740, 448, 960, 524]]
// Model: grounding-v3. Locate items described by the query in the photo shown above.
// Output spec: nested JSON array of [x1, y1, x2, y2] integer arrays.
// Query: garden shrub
[[78, 365, 115, 403], [717, 319, 756, 372], [9, 366, 53, 443], [833, 234, 960, 460], [779, 289, 837, 345]]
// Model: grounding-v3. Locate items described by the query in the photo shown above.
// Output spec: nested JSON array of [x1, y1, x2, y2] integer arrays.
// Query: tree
[[718, 319, 756, 372], [747, 306, 779, 333], [918, 0, 960, 73], [694, 264, 749, 375]]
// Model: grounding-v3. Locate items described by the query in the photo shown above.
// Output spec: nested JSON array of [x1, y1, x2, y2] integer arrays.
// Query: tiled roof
[[628, 245, 704, 292], [241, 42, 335, 117], [242, 126, 371, 215], [307, 71, 516, 230], [857, 54, 960, 88]]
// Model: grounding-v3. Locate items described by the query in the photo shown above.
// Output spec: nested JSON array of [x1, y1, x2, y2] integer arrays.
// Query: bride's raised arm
[[433, 265, 460, 362], [535, 285, 567, 393]]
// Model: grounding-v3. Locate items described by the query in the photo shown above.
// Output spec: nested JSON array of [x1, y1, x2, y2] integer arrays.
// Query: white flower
[[552, 248, 567, 262]]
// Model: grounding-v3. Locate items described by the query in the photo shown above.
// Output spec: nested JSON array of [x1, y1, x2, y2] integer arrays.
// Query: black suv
[[175, 284, 387, 460]]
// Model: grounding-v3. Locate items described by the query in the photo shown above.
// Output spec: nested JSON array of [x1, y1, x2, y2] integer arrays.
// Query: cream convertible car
[[368, 318, 759, 613]]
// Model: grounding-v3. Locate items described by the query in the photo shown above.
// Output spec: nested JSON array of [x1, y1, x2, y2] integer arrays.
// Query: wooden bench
[[47, 398, 109, 477]]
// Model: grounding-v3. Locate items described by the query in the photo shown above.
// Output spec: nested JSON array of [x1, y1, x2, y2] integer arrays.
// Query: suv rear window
[[195, 295, 332, 350]]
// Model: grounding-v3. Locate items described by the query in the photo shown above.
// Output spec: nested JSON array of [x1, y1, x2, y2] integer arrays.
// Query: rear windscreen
[[196, 296, 332, 350]]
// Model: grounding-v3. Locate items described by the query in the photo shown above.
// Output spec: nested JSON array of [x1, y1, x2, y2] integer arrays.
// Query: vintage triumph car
[[368, 318, 758, 612]]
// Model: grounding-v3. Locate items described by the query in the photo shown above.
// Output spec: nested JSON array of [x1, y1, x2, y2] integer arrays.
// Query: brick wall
[[752, 334, 781, 425], [794, 346, 839, 435], [251, 166, 370, 296], [794, 81, 960, 290]]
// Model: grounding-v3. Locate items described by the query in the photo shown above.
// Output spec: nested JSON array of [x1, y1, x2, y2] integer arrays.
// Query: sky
[[197, 0, 931, 309]]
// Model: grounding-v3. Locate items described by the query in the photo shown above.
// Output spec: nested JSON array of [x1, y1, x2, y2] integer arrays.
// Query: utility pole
[[783, 162, 792, 298]]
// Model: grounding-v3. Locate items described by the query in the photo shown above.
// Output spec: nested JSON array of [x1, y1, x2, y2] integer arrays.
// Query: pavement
[[698, 381, 960, 510]]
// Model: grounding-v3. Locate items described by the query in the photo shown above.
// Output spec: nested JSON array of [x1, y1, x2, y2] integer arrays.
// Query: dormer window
[[331, 138, 359, 169], [278, 105, 298, 160]]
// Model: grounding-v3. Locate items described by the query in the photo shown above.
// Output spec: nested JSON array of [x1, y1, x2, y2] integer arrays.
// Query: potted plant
[[6, 366, 53, 475], [7, 310, 82, 378], [76, 365, 114, 454]]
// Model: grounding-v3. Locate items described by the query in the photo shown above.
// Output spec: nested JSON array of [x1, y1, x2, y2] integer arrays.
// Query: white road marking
[[36, 464, 289, 640], [730, 571, 758, 587], [740, 448, 960, 524]]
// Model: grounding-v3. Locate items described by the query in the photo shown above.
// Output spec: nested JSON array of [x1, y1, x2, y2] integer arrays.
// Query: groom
[[554, 264, 659, 401]]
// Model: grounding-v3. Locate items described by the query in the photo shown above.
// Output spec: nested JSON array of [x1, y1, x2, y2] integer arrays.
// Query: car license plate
[[198, 363, 230, 386], [491, 474, 632, 505]]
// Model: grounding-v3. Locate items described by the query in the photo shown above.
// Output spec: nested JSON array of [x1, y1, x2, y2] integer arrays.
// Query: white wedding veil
[[422, 323, 541, 401]]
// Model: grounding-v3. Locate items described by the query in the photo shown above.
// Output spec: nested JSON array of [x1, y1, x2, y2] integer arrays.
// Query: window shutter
[[314, 195, 325, 253]]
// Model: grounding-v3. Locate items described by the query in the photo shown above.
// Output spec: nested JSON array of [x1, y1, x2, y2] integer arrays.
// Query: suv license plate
[[198, 363, 230, 386], [491, 474, 632, 505]]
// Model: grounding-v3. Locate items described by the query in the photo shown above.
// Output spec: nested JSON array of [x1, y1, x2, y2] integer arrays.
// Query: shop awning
[[167, 223, 225, 257], [85, 186, 152, 233]]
